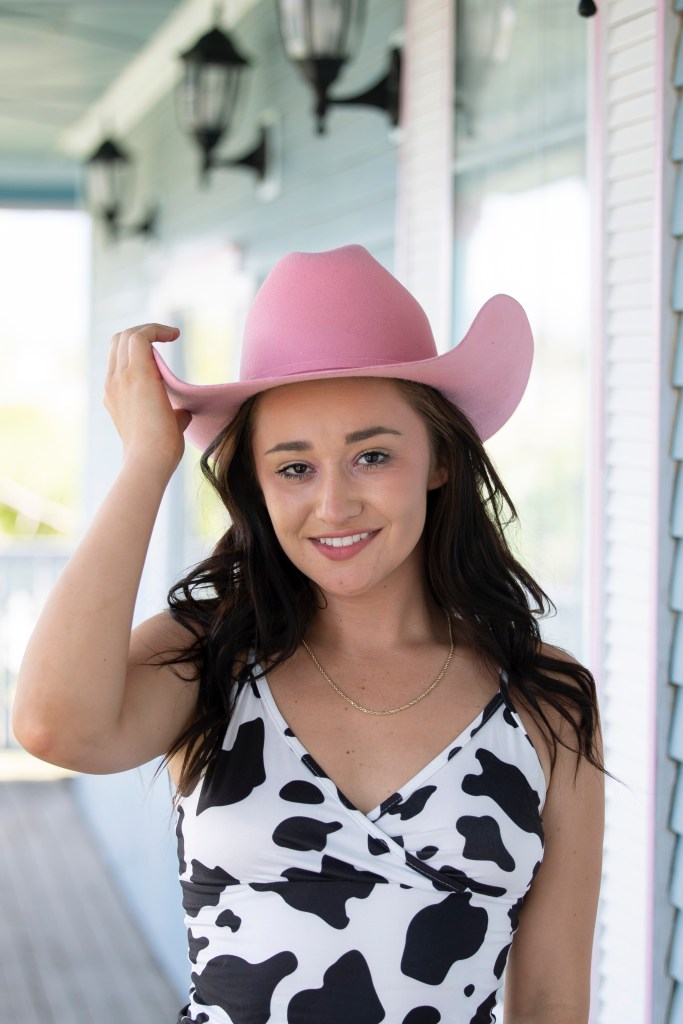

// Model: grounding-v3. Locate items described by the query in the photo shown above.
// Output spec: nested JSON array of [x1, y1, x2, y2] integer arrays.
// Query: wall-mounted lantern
[[176, 23, 270, 186], [86, 138, 157, 241], [276, 0, 400, 135]]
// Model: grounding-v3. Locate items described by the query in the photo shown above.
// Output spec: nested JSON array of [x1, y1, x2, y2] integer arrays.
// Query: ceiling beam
[[58, 0, 260, 158]]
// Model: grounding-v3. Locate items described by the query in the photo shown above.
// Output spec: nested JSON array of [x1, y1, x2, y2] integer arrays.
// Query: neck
[[307, 578, 447, 658]]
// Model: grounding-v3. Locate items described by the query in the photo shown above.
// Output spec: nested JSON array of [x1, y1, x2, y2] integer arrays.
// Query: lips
[[310, 529, 379, 560], [316, 531, 373, 548]]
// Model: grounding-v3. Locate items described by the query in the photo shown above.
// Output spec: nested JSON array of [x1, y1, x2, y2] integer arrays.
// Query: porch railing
[[0, 544, 71, 748]]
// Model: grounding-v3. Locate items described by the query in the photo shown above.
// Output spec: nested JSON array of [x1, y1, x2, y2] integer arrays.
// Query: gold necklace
[[301, 613, 454, 717]]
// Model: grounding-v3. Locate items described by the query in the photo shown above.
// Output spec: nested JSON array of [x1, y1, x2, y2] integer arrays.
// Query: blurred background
[[0, 1, 678, 1022]]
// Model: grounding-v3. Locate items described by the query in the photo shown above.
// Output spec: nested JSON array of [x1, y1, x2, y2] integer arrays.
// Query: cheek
[[258, 479, 305, 537]]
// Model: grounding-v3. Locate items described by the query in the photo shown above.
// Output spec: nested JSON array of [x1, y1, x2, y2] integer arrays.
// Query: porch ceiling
[[0, 0, 186, 205]]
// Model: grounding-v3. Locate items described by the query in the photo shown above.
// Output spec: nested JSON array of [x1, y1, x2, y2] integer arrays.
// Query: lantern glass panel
[[177, 63, 241, 136], [88, 157, 131, 218], [278, 0, 365, 60]]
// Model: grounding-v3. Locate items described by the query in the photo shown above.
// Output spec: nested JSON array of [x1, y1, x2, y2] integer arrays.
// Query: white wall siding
[[595, 2, 676, 1023]]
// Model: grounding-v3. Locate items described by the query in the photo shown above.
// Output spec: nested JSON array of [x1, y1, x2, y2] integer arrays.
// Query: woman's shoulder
[[512, 642, 602, 795]]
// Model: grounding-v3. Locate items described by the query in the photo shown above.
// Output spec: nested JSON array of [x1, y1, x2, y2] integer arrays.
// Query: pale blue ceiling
[[0, 1, 186, 205]]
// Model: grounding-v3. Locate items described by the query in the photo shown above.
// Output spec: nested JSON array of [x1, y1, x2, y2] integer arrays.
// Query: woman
[[14, 245, 605, 1024]]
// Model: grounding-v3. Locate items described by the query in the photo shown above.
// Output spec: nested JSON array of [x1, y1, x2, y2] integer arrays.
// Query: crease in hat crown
[[152, 242, 534, 451], [239, 245, 438, 382]]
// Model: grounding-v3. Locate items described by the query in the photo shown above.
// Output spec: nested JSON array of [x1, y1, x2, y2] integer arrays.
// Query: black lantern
[[86, 138, 156, 241], [176, 23, 267, 185], [329, 46, 401, 131], [276, 0, 371, 133]]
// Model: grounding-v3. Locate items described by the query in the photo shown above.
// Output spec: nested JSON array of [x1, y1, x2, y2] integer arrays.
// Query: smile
[[311, 530, 379, 561], [316, 532, 373, 548]]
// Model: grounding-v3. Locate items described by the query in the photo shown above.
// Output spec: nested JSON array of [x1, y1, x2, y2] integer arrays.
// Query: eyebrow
[[264, 426, 402, 455]]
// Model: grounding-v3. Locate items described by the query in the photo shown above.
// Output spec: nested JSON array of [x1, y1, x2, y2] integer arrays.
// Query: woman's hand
[[104, 323, 192, 475]]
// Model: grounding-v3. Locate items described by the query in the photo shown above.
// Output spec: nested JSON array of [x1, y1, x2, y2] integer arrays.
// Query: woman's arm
[[502, 659, 605, 1023], [12, 324, 197, 773]]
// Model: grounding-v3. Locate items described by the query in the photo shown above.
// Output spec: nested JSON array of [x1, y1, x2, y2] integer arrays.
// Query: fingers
[[115, 323, 179, 342], [103, 324, 188, 470], [106, 333, 120, 379], [107, 324, 179, 377]]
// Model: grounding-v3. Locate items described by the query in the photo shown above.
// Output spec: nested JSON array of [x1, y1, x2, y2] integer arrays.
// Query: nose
[[316, 466, 363, 525]]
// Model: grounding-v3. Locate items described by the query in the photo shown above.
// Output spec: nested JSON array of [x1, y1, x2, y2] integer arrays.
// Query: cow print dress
[[175, 661, 546, 1024]]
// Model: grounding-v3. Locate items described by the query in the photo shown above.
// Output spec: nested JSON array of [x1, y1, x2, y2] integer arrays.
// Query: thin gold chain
[[301, 613, 454, 717]]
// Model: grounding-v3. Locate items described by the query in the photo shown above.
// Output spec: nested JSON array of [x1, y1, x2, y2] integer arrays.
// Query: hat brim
[[152, 293, 533, 452]]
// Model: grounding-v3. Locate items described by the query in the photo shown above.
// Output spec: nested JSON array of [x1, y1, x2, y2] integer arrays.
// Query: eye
[[356, 449, 390, 468], [275, 462, 311, 480]]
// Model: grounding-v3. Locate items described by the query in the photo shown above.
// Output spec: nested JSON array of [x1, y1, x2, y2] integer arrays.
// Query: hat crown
[[240, 245, 437, 382]]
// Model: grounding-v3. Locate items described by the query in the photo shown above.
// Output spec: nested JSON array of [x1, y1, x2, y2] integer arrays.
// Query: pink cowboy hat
[[153, 244, 533, 452]]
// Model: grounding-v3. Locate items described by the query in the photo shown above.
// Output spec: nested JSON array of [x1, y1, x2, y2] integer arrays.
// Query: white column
[[394, 0, 454, 352]]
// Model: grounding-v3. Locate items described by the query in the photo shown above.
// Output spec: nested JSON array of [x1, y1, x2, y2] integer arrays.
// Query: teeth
[[317, 532, 372, 548]]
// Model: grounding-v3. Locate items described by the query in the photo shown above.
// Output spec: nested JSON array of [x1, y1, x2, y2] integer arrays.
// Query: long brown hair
[[154, 378, 607, 801]]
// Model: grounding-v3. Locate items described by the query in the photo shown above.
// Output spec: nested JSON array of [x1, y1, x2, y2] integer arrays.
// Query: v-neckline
[[256, 664, 505, 821]]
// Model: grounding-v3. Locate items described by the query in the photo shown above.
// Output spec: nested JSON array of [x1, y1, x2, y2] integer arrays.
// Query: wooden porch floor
[[0, 770, 183, 1023]]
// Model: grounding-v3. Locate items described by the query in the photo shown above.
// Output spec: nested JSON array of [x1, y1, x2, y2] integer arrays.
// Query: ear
[[427, 464, 448, 491]]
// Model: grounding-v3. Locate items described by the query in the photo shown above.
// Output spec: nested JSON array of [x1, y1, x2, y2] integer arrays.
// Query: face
[[251, 377, 447, 602]]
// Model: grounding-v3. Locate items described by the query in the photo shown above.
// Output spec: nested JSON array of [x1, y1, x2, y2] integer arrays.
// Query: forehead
[[252, 377, 423, 435]]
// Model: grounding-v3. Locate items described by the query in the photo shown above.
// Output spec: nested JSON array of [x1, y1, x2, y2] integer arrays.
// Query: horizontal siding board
[[607, 0, 655, 23], [674, 323, 683, 385], [672, 681, 683, 757], [607, 463, 655, 497], [673, 545, 683, 612], [605, 652, 651, 687], [672, 619, 683, 685], [609, 145, 660, 180], [675, 248, 683, 313], [671, 839, 683, 905], [672, 907, 683, 975], [606, 387, 654, 417], [607, 226, 654, 258], [605, 550, 650, 581], [672, 473, 683, 538], [607, 332, 655, 360], [607, 307, 656, 334], [676, 32, 683, 89], [674, 170, 683, 237], [608, 92, 657, 129], [603, 591, 653, 626], [605, 561, 652, 594], [607, 36, 657, 76], [608, 119, 657, 155], [607, 173, 658, 206], [607, 195, 655, 228], [608, 282, 654, 308], [604, 437, 653, 467], [675, 102, 683, 163], [608, 11, 657, 50], [674, 401, 683, 459], [607, 410, 654, 444], [605, 360, 656, 388], [670, 978, 683, 1021], [608, 63, 656, 101]]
